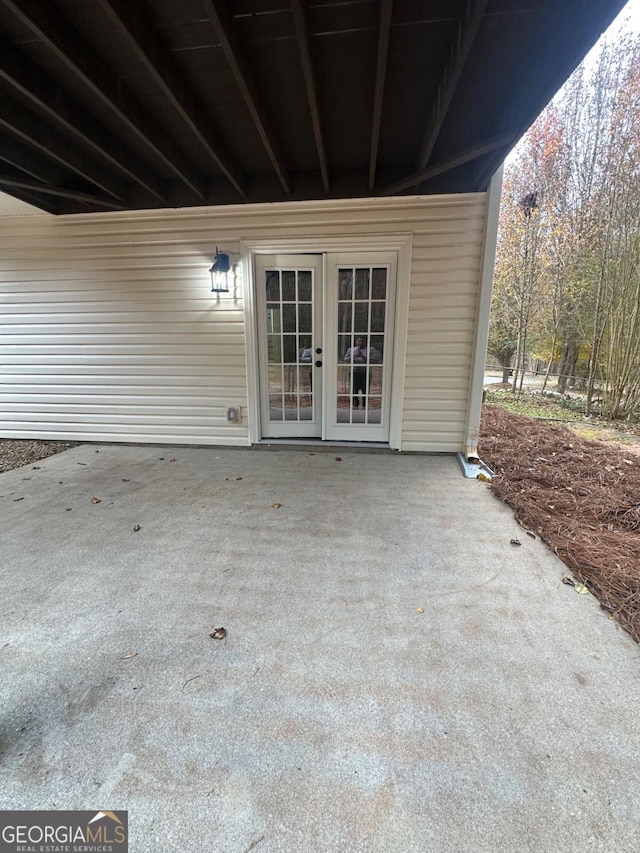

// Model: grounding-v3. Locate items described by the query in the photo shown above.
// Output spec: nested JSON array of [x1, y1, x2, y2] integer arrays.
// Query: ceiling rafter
[[0, 169, 128, 209], [97, 0, 246, 198], [0, 183, 58, 212], [291, 0, 330, 194], [1, 0, 206, 199], [0, 30, 166, 203], [0, 91, 131, 203], [201, 0, 291, 196], [368, 0, 393, 190], [416, 0, 489, 172], [0, 132, 69, 187], [382, 132, 516, 195]]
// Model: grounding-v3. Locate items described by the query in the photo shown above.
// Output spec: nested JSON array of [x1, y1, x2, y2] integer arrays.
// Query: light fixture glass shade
[[210, 249, 231, 292]]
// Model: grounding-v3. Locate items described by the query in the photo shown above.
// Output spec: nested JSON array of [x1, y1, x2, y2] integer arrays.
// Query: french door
[[255, 251, 396, 442]]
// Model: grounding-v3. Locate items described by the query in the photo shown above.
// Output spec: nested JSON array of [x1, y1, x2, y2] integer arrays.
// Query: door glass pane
[[267, 335, 281, 363], [283, 304, 297, 333], [354, 302, 369, 333], [283, 335, 298, 363], [282, 270, 296, 301], [298, 303, 312, 334], [339, 269, 353, 300], [371, 302, 385, 332], [338, 303, 352, 333], [298, 271, 312, 301], [266, 271, 280, 301], [266, 304, 281, 333], [372, 268, 387, 300], [355, 268, 370, 300], [370, 335, 384, 361]]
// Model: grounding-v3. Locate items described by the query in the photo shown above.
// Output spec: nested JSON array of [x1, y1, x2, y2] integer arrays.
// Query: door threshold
[[254, 438, 395, 453]]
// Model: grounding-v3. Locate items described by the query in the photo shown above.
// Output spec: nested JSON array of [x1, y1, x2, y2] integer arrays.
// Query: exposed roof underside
[[0, 0, 627, 215]]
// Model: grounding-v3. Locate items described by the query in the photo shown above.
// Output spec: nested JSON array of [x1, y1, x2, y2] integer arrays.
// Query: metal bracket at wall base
[[456, 452, 493, 481]]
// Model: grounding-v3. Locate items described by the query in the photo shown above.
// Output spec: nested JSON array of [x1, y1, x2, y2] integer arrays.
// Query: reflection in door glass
[[336, 266, 387, 426], [265, 268, 314, 423], [266, 271, 280, 302], [298, 271, 312, 301], [339, 269, 353, 300]]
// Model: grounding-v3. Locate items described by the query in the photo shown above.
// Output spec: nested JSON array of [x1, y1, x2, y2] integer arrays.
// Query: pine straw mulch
[[479, 405, 640, 645]]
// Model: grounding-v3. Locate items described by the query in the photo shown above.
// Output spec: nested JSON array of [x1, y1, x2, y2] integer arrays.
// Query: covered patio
[[1, 444, 638, 850]]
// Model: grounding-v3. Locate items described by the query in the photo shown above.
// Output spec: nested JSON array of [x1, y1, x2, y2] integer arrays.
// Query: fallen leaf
[[91, 497, 101, 504], [159, 457, 165, 460], [272, 503, 281, 509], [526, 531, 536, 539], [335, 457, 342, 462], [574, 584, 590, 595], [510, 538, 521, 546], [417, 607, 424, 614], [170, 458, 176, 463], [120, 652, 137, 659], [210, 627, 227, 640], [122, 478, 130, 482], [65, 508, 73, 512], [133, 524, 141, 532], [13, 497, 24, 502], [623, 459, 633, 465], [235, 477, 243, 481], [562, 576, 575, 586], [32, 466, 41, 470]]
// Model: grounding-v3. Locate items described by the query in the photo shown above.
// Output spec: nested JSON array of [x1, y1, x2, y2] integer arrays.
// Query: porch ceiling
[[0, 0, 627, 215]]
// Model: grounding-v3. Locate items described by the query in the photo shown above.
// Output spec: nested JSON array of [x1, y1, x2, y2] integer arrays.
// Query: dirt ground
[[479, 405, 640, 645], [0, 438, 77, 473]]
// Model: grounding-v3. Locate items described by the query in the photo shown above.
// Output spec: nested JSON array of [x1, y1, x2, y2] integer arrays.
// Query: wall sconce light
[[209, 248, 231, 292]]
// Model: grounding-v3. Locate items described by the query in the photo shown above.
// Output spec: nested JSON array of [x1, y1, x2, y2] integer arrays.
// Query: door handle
[[315, 360, 323, 368]]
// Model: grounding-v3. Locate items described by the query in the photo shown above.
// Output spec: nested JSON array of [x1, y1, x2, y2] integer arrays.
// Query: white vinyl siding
[[0, 194, 487, 451]]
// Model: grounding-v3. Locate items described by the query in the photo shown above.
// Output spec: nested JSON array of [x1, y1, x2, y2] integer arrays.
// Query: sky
[[606, 0, 640, 36]]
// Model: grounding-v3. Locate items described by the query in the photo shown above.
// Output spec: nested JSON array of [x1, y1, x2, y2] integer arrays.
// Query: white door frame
[[241, 234, 413, 450]]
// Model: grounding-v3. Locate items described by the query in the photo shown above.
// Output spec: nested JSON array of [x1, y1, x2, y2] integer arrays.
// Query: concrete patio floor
[[1, 444, 639, 852]]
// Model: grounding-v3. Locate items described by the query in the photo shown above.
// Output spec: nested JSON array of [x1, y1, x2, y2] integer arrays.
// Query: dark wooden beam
[[1, 0, 206, 198], [368, 0, 393, 190], [0, 170, 128, 209], [201, 0, 291, 196], [382, 132, 516, 195], [0, 185, 59, 213], [291, 0, 329, 194], [0, 132, 68, 186], [97, 0, 245, 198], [417, 0, 489, 171], [0, 30, 166, 203], [0, 91, 131, 203]]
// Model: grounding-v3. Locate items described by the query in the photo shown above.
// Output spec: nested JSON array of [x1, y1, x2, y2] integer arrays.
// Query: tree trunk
[[557, 340, 579, 394]]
